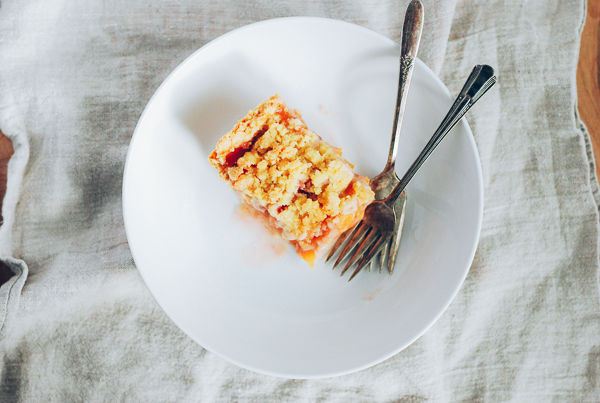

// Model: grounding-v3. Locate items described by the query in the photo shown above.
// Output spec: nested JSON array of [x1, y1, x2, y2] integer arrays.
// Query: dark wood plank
[[0, 260, 14, 286]]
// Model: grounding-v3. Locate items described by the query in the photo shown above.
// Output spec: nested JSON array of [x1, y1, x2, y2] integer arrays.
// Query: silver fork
[[331, 0, 424, 275], [329, 64, 497, 281]]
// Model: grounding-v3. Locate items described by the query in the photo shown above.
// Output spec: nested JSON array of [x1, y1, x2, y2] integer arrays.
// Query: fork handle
[[386, 64, 497, 202], [384, 0, 424, 172]]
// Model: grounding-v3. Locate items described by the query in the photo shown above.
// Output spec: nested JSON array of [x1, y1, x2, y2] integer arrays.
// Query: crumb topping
[[209, 95, 374, 251]]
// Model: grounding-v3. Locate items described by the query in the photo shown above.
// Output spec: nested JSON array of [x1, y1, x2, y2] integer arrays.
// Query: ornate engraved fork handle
[[385, 0, 424, 173]]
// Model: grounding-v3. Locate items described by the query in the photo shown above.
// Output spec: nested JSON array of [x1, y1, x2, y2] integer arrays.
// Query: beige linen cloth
[[0, 0, 599, 401]]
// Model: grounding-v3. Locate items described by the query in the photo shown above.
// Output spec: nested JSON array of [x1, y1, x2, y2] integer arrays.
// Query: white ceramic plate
[[123, 17, 482, 379]]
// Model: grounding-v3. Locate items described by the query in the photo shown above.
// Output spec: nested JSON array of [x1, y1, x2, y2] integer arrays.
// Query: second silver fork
[[330, 64, 497, 281]]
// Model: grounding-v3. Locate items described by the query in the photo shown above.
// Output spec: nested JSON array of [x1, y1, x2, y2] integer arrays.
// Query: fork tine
[[326, 225, 353, 263], [340, 227, 376, 275], [370, 239, 387, 273], [353, 234, 386, 273], [387, 192, 407, 274], [387, 229, 402, 275], [379, 240, 389, 273], [333, 222, 368, 269], [348, 235, 387, 281]]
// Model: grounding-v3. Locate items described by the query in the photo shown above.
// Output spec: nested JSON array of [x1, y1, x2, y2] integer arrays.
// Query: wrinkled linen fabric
[[0, 0, 599, 401]]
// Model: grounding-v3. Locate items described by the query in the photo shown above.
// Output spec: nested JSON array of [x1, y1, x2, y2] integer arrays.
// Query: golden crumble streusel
[[209, 95, 374, 266]]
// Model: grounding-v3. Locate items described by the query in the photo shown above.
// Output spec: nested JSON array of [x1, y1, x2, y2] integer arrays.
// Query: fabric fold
[[0, 106, 30, 337], [0, 258, 27, 335]]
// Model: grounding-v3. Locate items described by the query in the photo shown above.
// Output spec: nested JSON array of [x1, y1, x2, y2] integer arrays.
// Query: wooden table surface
[[0, 5, 598, 284], [578, 0, 600, 181]]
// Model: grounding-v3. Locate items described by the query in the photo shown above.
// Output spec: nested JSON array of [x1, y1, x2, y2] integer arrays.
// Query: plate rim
[[122, 16, 484, 379]]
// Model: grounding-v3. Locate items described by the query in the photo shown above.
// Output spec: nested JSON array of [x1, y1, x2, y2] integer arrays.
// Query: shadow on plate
[[174, 51, 278, 155]]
